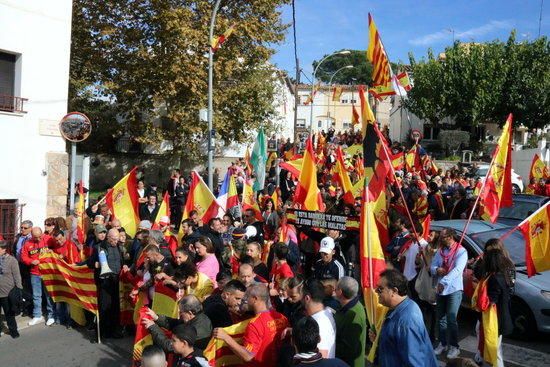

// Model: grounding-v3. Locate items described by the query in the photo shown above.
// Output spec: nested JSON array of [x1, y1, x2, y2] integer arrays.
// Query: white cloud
[[409, 20, 512, 46]]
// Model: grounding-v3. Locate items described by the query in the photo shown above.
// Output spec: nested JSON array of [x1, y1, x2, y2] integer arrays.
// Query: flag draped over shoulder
[[367, 13, 392, 88], [334, 147, 355, 205], [152, 192, 170, 229], [295, 137, 325, 212], [211, 24, 236, 51], [472, 277, 499, 366], [204, 319, 252, 366], [183, 171, 220, 223], [39, 252, 98, 313], [481, 114, 513, 222], [105, 166, 140, 237], [530, 153, 550, 182], [251, 128, 268, 192], [519, 202, 550, 277]]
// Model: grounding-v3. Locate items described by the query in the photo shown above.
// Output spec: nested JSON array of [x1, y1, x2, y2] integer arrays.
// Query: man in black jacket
[[140, 194, 160, 222], [87, 228, 124, 338], [203, 279, 246, 328], [143, 294, 213, 351], [199, 218, 224, 261]]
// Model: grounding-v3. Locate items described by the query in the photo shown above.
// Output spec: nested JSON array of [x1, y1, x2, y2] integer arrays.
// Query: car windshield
[[470, 229, 525, 266], [499, 201, 539, 220], [476, 168, 488, 177]]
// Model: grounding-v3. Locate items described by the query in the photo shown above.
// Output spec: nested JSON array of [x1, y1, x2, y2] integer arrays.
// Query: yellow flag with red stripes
[[204, 319, 252, 366]]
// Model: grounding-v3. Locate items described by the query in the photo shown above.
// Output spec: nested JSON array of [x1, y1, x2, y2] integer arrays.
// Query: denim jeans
[[436, 290, 462, 347], [56, 302, 69, 324], [30, 274, 54, 319]]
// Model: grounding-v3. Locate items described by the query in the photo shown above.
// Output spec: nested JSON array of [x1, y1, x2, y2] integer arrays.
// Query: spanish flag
[[359, 85, 375, 130], [132, 306, 153, 366], [481, 114, 513, 223], [105, 166, 140, 237], [519, 201, 550, 277], [334, 147, 355, 205], [295, 137, 325, 212], [204, 319, 252, 366], [396, 71, 413, 91], [152, 192, 170, 230], [472, 277, 499, 366], [242, 178, 262, 221], [391, 152, 405, 171], [39, 252, 98, 313], [352, 104, 360, 125], [183, 171, 220, 224], [211, 24, 236, 52], [529, 153, 549, 182], [405, 145, 422, 173], [332, 86, 343, 101], [367, 13, 392, 88], [266, 151, 278, 173], [279, 157, 303, 178], [152, 281, 179, 318], [244, 147, 253, 175], [368, 83, 395, 101]]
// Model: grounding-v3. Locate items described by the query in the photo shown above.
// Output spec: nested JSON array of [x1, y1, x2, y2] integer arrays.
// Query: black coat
[[203, 293, 233, 328], [488, 272, 514, 336], [139, 203, 160, 222]]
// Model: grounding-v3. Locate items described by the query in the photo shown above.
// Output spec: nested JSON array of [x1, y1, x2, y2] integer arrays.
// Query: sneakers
[[28, 317, 45, 326], [434, 342, 448, 356], [46, 318, 55, 326], [447, 346, 460, 359]]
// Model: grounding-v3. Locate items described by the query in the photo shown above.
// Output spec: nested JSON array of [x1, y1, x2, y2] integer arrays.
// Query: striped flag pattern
[[203, 318, 252, 366], [367, 13, 392, 87], [39, 252, 98, 313]]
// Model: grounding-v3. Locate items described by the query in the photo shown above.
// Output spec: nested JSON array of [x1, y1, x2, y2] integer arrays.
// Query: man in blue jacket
[[370, 269, 437, 367]]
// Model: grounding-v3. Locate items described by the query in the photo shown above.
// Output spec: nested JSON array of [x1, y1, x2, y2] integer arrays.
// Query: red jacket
[[21, 238, 50, 275], [52, 240, 81, 264]]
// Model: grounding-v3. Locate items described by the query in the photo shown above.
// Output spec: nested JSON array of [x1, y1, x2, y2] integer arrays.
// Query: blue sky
[[270, 0, 549, 76]]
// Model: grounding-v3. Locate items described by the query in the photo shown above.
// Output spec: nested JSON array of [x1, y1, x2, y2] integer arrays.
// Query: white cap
[[319, 237, 335, 254], [245, 225, 257, 239], [159, 216, 170, 225]]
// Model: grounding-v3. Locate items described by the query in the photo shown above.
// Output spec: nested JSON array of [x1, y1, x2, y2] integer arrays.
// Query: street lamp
[[309, 50, 351, 134], [328, 65, 354, 130], [207, 0, 223, 191]]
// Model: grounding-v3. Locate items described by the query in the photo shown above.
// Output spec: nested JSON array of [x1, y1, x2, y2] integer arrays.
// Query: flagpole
[[500, 201, 550, 240], [96, 311, 101, 344]]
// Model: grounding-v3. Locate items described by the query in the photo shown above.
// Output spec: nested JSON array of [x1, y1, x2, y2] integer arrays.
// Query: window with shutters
[[0, 51, 26, 113]]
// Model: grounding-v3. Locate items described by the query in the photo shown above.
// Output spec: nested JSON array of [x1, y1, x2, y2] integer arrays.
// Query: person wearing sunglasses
[[13, 220, 33, 261], [369, 269, 437, 367]]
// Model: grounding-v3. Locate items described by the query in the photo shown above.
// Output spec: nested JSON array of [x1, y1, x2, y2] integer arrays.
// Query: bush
[[439, 130, 470, 154]]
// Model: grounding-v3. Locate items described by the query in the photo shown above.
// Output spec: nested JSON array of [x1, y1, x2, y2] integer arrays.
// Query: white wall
[[512, 139, 549, 186], [0, 0, 73, 225]]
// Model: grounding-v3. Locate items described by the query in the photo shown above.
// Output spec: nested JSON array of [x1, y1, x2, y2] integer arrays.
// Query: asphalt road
[[1, 311, 549, 367]]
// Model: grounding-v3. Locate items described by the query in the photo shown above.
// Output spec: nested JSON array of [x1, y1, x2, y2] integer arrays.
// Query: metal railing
[[0, 94, 28, 113]]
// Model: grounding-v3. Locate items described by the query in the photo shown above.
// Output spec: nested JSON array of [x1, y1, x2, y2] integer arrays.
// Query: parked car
[[497, 194, 550, 226], [475, 164, 524, 193], [431, 220, 550, 339]]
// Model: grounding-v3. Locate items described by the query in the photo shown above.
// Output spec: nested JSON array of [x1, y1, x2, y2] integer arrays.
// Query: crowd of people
[[0, 127, 546, 367]]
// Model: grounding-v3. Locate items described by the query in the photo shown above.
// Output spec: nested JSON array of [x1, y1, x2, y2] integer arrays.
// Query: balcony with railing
[[0, 94, 28, 113]]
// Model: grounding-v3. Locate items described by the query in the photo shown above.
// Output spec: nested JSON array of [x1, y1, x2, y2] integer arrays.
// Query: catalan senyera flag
[[183, 171, 220, 223], [152, 192, 170, 230], [204, 319, 252, 366], [211, 23, 236, 51], [367, 13, 392, 88], [295, 137, 325, 212], [360, 187, 388, 363], [332, 86, 343, 102], [39, 252, 98, 313], [242, 178, 263, 221], [352, 103, 360, 125], [76, 180, 85, 245], [480, 114, 513, 223], [334, 147, 355, 205], [519, 201, 550, 277], [279, 157, 303, 178], [529, 153, 550, 182], [105, 166, 140, 237]]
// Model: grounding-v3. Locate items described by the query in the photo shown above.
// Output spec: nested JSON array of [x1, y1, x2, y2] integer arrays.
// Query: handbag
[[415, 265, 437, 304]]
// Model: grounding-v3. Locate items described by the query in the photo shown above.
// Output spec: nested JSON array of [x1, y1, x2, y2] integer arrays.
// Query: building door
[[0, 199, 21, 243]]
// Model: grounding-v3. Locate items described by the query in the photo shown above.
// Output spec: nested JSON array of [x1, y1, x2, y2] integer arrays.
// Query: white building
[[0, 1, 73, 240]]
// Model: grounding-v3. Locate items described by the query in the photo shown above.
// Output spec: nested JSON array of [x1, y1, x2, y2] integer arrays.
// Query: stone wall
[[46, 152, 69, 217]]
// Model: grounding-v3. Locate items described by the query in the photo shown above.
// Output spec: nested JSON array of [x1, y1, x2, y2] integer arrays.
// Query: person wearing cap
[[313, 237, 345, 281], [129, 220, 152, 264]]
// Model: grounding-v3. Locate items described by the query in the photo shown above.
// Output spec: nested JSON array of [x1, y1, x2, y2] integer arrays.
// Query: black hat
[[172, 324, 197, 345], [232, 227, 246, 239]]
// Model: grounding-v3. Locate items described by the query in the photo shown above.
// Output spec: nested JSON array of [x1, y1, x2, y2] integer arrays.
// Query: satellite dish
[[59, 112, 92, 142]]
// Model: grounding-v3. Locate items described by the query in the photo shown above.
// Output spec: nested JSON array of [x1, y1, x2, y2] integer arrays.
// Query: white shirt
[[403, 238, 428, 281], [311, 308, 336, 358]]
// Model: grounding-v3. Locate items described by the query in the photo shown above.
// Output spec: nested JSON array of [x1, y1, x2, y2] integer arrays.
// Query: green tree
[[69, 0, 290, 159], [312, 50, 373, 85], [405, 33, 550, 130]]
